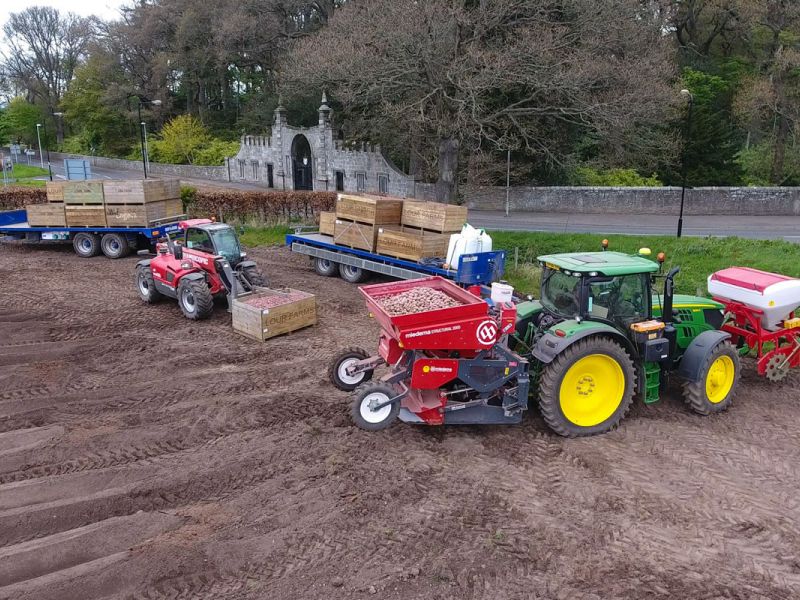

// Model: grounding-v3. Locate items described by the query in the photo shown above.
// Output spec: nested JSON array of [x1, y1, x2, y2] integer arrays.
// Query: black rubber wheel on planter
[[177, 278, 214, 320], [538, 336, 635, 437], [682, 341, 740, 415], [339, 263, 369, 283], [314, 258, 339, 277], [241, 265, 268, 287], [72, 232, 101, 258], [329, 347, 374, 391], [100, 233, 131, 259], [351, 383, 400, 431], [135, 266, 163, 303]]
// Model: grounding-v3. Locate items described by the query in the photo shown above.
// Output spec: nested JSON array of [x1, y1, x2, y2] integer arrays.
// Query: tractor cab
[[177, 219, 246, 266]]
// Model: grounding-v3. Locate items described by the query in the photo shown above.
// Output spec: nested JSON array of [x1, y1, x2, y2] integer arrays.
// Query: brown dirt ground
[[1, 241, 800, 600]]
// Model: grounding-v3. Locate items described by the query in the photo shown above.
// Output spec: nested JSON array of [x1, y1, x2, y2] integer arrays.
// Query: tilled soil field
[[1, 242, 800, 600]]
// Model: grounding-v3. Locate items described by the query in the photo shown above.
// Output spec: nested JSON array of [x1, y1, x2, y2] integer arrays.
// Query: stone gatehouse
[[229, 93, 416, 196]]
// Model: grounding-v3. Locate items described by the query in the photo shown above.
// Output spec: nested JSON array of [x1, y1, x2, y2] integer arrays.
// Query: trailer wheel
[[329, 347, 374, 391], [135, 266, 162, 303], [682, 342, 740, 415], [177, 278, 214, 320], [72, 232, 101, 258], [538, 337, 635, 437], [351, 383, 400, 431], [101, 233, 131, 259], [339, 263, 368, 283], [314, 258, 339, 277]]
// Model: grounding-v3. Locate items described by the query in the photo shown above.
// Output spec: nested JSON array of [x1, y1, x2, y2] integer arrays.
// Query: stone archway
[[291, 134, 313, 190]]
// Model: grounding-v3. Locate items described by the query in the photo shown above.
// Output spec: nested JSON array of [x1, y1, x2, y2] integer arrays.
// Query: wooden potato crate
[[62, 181, 105, 205], [232, 288, 317, 342], [401, 201, 467, 232], [376, 226, 450, 262], [334, 219, 378, 252], [105, 198, 184, 227], [335, 193, 403, 225], [103, 179, 182, 204], [65, 205, 108, 227], [26, 203, 66, 227], [46, 181, 66, 203], [318, 211, 336, 236]]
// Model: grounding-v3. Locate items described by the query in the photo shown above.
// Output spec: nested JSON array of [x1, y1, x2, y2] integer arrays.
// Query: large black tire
[[177, 278, 214, 320], [339, 263, 369, 283], [351, 383, 400, 431], [135, 266, 163, 303], [314, 258, 339, 277], [682, 341, 740, 415], [72, 232, 101, 258], [241, 265, 268, 287], [101, 233, 131, 259], [329, 347, 374, 391], [538, 337, 635, 437]]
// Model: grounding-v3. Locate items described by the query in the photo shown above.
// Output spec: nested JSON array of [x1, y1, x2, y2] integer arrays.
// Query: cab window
[[185, 228, 213, 252], [587, 274, 648, 324], [541, 270, 581, 317]]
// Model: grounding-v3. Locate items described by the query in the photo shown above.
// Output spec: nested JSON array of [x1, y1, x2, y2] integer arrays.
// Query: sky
[[1, 0, 125, 34]]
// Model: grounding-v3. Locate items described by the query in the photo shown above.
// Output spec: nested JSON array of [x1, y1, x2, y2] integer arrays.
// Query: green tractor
[[513, 246, 740, 437]]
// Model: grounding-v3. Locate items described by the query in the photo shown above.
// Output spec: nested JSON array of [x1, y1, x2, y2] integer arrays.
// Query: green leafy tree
[[570, 167, 663, 187], [0, 97, 45, 146], [149, 115, 211, 164]]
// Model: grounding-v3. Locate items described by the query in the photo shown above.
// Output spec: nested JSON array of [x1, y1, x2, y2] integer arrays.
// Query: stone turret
[[318, 91, 332, 127]]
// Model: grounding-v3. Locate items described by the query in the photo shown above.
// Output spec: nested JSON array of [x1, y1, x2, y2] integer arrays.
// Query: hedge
[[0, 187, 46, 210], [186, 188, 336, 223]]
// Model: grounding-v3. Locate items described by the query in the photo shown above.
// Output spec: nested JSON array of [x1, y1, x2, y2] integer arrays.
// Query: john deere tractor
[[512, 246, 740, 437]]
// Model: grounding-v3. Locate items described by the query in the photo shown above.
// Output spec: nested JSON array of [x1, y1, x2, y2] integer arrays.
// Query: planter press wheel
[[329, 347, 374, 391], [350, 383, 400, 431]]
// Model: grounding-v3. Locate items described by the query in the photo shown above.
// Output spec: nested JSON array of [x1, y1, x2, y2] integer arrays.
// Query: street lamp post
[[677, 89, 694, 238], [130, 97, 162, 179], [36, 124, 44, 169]]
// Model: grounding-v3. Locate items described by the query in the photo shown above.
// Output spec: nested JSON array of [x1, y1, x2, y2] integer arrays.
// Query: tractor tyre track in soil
[[1, 242, 799, 599]]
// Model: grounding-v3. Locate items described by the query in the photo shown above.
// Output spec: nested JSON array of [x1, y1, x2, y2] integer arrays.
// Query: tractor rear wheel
[[351, 383, 400, 431], [329, 347, 374, 391], [177, 278, 214, 320], [241, 265, 268, 287], [101, 233, 131, 259], [538, 337, 635, 437], [72, 233, 101, 258], [683, 342, 740, 415], [314, 258, 339, 277], [135, 266, 162, 303], [339, 263, 368, 283]]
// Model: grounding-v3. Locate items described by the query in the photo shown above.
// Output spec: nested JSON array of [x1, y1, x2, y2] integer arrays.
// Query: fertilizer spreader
[[709, 267, 800, 381]]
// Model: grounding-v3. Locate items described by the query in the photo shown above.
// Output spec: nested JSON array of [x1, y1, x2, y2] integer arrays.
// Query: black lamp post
[[677, 89, 694, 238], [127, 96, 162, 178]]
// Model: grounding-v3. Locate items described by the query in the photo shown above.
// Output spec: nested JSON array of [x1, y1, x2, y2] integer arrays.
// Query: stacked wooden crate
[[103, 179, 183, 227], [318, 211, 336, 236], [26, 182, 67, 226], [376, 201, 468, 262], [333, 194, 404, 252], [63, 181, 107, 227]]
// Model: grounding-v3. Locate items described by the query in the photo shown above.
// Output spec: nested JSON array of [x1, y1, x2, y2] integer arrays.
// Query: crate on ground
[[334, 218, 378, 252], [45, 181, 66, 203], [376, 225, 450, 262], [26, 203, 66, 227], [105, 198, 184, 227], [318, 211, 336, 236], [103, 179, 181, 204], [335, 193, 403, 225], [65, 205, 107, 227], [62, 181, 105, 205], [401, 201, 467, 232], [232, 288, 317, 342]]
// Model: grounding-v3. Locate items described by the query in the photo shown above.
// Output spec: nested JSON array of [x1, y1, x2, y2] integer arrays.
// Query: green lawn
[[10, 164, 49, 179], [240, 225, 292, 247]]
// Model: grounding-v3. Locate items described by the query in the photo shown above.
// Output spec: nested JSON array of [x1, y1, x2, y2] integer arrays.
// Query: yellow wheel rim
[[560, 354, 625, 427], [706, 355, 735, 404]]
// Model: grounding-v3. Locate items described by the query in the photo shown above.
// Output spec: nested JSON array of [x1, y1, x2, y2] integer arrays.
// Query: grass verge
[[11, 164, 49, 179]]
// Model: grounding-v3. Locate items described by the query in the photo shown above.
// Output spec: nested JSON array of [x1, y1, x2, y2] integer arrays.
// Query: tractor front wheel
[[329, 347, 374, 391], [241, 265, 268, 287], [538, 337, 635, 437], [177, 278, 214, 320], [351, 383, 400, 431], [135, 266, 162, 303], [683, 342, 740, 415]]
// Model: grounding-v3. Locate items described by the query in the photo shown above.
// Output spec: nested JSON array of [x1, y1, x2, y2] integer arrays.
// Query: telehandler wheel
[[351, 383, 400, 431], [72, 232, 101, 258], [177, 278, 214, 320], [329, 347, 374, 391], [241, 265, 268, 287], [135, 266, 163, 303], [538, 337, 635, 437], [682, 342, 740, 415], [101, 233, 131, 259], [339, 263, 369, 283], [314, 258, 339, 277]]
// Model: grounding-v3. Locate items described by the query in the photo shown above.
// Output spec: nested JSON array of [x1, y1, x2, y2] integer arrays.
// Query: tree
[[150, 115, 211, 164], [282, 0, 677, 201], [0, 97, 45, 146]]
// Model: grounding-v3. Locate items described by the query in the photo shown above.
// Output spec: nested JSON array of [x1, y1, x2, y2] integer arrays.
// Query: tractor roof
[[537, 251, 659, 276]]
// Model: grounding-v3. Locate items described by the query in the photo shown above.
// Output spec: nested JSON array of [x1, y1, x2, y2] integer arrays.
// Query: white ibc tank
[[708, 267, 800, 330], [446, 224, 492, 269]]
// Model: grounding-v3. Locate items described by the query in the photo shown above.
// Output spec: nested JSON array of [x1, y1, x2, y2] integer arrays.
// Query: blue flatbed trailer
[[0, 208, 184, 259], [285, 231, 505, 286]]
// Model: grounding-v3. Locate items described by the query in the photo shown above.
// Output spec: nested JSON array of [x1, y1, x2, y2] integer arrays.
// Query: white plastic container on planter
[[708, 267, 800, 330]]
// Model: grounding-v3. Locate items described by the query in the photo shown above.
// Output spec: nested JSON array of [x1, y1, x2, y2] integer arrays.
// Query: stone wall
[[49, 152, 229, 181]]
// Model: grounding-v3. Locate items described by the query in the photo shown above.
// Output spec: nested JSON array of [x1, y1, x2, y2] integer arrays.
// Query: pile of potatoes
[[377, 286, 461, 316]]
